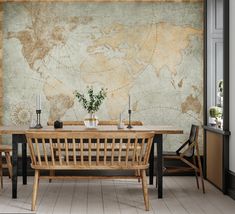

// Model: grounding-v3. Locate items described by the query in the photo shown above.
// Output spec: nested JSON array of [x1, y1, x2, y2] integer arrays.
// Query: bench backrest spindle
[[26, 132, 154, 170]]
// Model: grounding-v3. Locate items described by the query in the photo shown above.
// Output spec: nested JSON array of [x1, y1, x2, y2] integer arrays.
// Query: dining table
[[0, 125, 183, 199]]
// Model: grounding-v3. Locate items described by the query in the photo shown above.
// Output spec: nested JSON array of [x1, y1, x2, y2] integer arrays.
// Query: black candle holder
[[127, 109, 133, 129], [34, 110, 43, 129]]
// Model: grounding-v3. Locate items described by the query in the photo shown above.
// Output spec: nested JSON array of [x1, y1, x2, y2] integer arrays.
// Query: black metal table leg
[[156, 134, 163, 198], [149, 139, 154, 185], [12, 134, 18, 199], [22, 136, 27, 185]]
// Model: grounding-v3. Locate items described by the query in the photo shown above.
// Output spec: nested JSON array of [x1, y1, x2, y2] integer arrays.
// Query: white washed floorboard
[[70, 180, 88, 214], [0, 178, 30, 213], [101, 180, 120, 214], [1, 176, 235, 214], [183, 177, 235, 214], [173, 176, 221, 214], [36, 180, 62, 214], [165, 177, 205, 214], [162, 179, 189, 214], [124, 179, 154, 214], [52, 180, 75, 214], [9, 178, 49, 212], [114, 180, 138, 214], [0, 179, 12, 211], [148, 178, 172, 214], [87, 180, 104, 214]]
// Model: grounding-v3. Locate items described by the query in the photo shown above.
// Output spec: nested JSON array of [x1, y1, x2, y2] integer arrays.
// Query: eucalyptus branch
[[74, 86, 107, 114]]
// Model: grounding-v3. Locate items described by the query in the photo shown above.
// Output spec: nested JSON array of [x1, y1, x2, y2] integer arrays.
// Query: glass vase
[[84, 113, 99, 128]]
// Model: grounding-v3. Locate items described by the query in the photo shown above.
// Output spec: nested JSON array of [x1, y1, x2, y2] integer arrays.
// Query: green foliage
[[74, 86, 107, 114], [218, 80, 223, 93], [209, 106, 222, 118]]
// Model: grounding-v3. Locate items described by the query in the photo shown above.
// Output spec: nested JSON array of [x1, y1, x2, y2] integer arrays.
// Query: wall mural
[[2, 1, 203, 151]]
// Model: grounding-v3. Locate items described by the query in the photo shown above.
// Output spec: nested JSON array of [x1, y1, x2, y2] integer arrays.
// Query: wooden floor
[[0, 176, 235, 214]]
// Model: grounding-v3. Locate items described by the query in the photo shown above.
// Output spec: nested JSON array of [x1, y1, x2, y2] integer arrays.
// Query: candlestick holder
[[34, 110, 43, 129], [127, 109, 133, 129]]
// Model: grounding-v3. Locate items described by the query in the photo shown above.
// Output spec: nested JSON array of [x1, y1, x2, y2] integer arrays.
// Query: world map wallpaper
[[3, 1, 203, 151]]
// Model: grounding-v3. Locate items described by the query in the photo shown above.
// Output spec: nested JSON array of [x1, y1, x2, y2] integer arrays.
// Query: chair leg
[[49, 149, 56, 183], [49, 170, 55, 183], [0, 171, 2, 189], [192, 155, 199, 189], [0, 152, 3, 189], [141, 169, 150, 211], [32, 170, 40, 211], [195, 143, 205, 194], [137, 170, 141, 182], [135, 152, 140, 182], [135, 170, 141, 182], [5, 152, 12, 179]]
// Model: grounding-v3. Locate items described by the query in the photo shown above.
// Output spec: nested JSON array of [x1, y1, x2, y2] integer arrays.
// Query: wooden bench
[[47, 120, 144, 182], [26, 131, 154, 211]]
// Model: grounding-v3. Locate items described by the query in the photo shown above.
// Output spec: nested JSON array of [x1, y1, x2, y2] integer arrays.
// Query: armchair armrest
[[176, 140, 189, 155]]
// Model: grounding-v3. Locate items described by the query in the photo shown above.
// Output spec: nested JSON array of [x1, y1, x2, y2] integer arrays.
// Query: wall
[[0, 4, 3, 127], [229, 0, 235, 173], [0, 0, 203, 151]]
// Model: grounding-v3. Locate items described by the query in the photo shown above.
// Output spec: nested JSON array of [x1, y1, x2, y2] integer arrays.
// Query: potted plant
[[217, 80, 223, 107], [218, 80, 223, 97], [209, 106, 222, 127], [74, 86, 107, 128]]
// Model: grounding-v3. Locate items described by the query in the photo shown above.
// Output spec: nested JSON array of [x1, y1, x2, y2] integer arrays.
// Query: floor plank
[[0, 176, 235, 214], [70, 180, 88, 214], [179, 177, 235, 214], [165, 176, 205, 214], [52, 180, 75, 214], [87, 180, 104, 214], [102, 180, 120, 214], [114, 179, 138, 214]]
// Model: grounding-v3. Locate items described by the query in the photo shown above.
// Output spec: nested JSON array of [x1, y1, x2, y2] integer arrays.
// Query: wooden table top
[[0, 125, 183, 135]]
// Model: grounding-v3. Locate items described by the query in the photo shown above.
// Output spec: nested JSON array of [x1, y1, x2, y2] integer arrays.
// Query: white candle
[[119, 113, 122, 122], [36, 95, 41, 110], [128, 95, 131, 110]]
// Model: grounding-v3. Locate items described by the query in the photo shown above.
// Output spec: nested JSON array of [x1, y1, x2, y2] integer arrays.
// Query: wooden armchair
[[163, 124, 205, 193], [0, 144, 12, 189], [26, 131, 154, 211]]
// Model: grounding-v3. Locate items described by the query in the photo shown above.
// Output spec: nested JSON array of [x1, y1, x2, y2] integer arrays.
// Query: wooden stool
[[0, 145, 12, 188]]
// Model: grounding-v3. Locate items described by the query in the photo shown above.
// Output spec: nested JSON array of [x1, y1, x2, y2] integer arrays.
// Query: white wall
[[229, 0, 235, 172]]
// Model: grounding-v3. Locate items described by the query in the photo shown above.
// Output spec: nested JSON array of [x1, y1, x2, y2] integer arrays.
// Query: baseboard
[[227, 170, 235, 200], [2, 156, 204, 177]]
